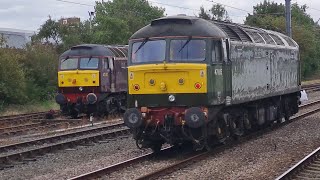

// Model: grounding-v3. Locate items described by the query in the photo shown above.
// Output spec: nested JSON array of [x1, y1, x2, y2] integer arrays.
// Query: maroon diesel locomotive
[[55, 44, 128, 118]]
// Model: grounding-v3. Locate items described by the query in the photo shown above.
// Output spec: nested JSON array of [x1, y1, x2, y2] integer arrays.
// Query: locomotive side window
[[170, 39, 206, 61], [80, 57, 99, 69], [60, 58, 78, 70], [212, 41, 222, 62]]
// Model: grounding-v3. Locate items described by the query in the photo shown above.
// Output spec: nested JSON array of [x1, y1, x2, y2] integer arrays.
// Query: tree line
[[1, 0, 319, 108]]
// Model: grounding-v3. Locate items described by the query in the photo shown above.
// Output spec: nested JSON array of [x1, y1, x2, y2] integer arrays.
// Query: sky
[[0, 0, 319, 32]]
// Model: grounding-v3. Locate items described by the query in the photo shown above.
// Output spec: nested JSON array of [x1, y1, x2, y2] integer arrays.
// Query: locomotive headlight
[[79, 87, 83, 91], [168, 95, 175, 102]]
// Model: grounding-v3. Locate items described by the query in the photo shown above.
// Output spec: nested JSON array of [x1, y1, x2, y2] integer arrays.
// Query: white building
[[0, 28, 35, 49]]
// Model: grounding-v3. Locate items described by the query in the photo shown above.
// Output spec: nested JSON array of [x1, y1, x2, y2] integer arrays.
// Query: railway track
[[0, 119, 81, 137], [302, 83, 320, 92], [0, 121, 128, 170], [276, 147, 320, 180], [0, 111, 53, 127], [69, 98, 320, 180]]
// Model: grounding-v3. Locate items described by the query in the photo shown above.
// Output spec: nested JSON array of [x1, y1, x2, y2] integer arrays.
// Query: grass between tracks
[[0, 100, 59, 116]]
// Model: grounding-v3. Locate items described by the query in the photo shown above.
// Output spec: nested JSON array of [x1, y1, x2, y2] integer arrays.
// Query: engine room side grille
[[245, 31, 265, 44], [215, 23, 241, 41], [231, 26, 252, 42], [260, 33, 276, 45], [269, 34, 285, 46], [282, 36, 296, 47]]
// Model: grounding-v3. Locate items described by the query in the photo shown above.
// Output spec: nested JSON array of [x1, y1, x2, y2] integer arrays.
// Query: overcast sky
[[0, 0, 319, 31]]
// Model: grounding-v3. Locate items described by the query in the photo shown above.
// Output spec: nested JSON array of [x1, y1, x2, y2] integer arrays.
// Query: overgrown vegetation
[[0, 45, 58, 111]]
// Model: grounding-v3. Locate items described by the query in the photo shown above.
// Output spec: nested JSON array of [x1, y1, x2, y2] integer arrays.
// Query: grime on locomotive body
[[123, 15, 301, 152], [55, 44, 128, 118]]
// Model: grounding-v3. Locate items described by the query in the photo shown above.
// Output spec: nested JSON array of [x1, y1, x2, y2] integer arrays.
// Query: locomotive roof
[[130, 15, 298, 48], [60, 44, 128, 58]]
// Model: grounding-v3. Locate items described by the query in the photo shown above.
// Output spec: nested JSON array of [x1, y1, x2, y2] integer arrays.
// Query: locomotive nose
[[55, 93, 67, 105], [124, 108, 143, 128], [185, 107, 206, 128]]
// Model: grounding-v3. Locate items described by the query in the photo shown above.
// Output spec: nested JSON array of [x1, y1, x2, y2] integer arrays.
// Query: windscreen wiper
[[134, 38, 149, 54], [61, 56, 69, 63], [87, 56, 93, 65], [178, 36, 192, 52]]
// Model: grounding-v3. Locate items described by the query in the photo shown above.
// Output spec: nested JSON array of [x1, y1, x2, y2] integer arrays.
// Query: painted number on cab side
[[215, 69, 223, 76]]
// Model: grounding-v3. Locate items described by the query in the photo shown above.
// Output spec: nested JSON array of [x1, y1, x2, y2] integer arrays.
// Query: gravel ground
[[162, 107, 320, 179], [0, 137, 147, 180]]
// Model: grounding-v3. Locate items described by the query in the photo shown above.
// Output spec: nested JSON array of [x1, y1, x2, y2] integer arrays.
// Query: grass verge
[[0, 100, 59, 116]]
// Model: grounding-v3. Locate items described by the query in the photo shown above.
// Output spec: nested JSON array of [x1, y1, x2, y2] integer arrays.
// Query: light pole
[[285, 0, 292, 37], [88, 11, 95, 32]]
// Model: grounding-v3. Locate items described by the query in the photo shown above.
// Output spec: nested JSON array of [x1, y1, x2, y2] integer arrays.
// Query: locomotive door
[[100, 57, 111, 92], [223, 39, 232, 105]]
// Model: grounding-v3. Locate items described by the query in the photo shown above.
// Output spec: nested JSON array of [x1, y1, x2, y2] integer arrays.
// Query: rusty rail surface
[[69, 99, 320, 180], [276, 147, 320, 180], [0, 122, 128, 170]]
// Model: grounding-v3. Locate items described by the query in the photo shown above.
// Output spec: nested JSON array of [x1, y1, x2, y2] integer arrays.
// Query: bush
[[0, 44, 59, 110], [0, 49, 27, 105]]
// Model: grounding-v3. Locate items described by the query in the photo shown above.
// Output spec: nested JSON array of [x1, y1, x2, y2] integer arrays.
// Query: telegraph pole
[[285, 0, 292, 37]]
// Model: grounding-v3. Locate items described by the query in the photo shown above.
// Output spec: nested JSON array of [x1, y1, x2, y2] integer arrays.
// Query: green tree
[[245, 1, 320, 78], [0, 49, 27, 105], [94, 0, 165, 44], [198, 4, 231, 22]]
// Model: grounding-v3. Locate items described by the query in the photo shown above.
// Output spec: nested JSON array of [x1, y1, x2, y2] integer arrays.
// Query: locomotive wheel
[[216, 118, 230, 144]]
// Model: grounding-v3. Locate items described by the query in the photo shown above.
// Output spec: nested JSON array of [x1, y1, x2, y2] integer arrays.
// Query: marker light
[[133, 84, 140, 91], [195, 82, 202, 89]]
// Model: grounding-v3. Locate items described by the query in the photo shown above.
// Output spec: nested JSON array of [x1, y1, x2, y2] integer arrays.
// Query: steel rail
[[276, 147, 320, 180], [68, 146, 173, 180], [0, 125, 129, 169], [0, 122, 124, 153]]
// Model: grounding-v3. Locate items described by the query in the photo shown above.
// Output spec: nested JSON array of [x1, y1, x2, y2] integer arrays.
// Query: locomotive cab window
[[60, 57, 78, 70], [212, 41, 222, 62], [131, 40, 166, 63], [80, 57, 99, 69], [170, 39, 206, 61]]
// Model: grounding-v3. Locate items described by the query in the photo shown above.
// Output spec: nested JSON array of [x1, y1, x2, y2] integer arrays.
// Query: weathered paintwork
[[229, 42, 299, 104]]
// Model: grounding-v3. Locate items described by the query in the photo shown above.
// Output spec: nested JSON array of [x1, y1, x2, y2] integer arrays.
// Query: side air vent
[[269, 34, 285, 46], [151, 18, 193, 26]]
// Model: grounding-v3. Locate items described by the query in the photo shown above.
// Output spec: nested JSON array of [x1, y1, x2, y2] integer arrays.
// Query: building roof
[[0, 28, 36, 49]]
